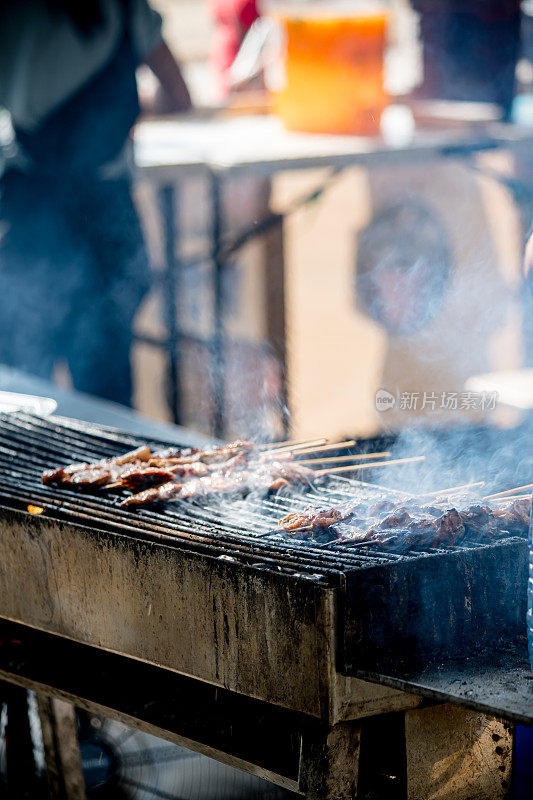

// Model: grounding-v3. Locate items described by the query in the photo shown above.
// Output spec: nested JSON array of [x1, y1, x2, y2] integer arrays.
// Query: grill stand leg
[[3, 685, 45, 799], [404, 704, 514, 800], [299, 722, 361, 800], [209, 168, 226, 439], [158, 184, 181, 426], [37, 696, 87, 800]]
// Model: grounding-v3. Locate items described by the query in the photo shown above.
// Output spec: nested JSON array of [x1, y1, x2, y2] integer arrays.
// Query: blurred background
[[130, 0, 533, 442], [3, 0, 533, 445]]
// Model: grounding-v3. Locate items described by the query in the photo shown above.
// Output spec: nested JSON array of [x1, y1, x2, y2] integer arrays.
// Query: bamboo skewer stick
[[299, 452, 391, 466], [370, 484, 415, 498], [266, 438, 328, 454], [259, 438, 327, 452], [263, 440, 356, 460], [491, 493, 532, 503], [483, 483, 533, 500], [291, 440, 356, 456], [314, 455, 425, 477], [417, 481, 485, 499], [99, 439, 330, 491]]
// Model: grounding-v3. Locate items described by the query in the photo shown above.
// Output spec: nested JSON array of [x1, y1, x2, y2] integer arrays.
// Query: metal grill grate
[[0, 413, 510, 583], [0, 413, 527, 674]]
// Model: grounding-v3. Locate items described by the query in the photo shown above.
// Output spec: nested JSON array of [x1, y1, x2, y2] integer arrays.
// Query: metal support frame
[[154, 168, 291, 439], [0, 620, 519, 800], [157, 184, 181, 425], [37, 696, 87, 800], [299, 723, 361, 800], [209, 168, 226, 438]]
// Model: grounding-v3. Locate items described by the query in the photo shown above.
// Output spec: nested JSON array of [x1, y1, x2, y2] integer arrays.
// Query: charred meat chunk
[[431, 508, 465, 547], [42, 446, 151, 487], [378, 508, 412, 529]]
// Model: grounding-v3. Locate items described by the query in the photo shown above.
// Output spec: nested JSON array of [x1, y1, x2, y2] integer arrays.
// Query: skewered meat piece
[[42, 446, 151, 486], [201, 440, 255, 463], [122, 461, 254, 507], [431, 508, 465, 547], [119, 468, 178, 492], [120, 480, 185, 507], [69, 466, 125, 488], [254, 461, 315, 491], [164, 440, 256, 466], [278, 497, 403, 533], [41, 441, 256, 489], [279, 507, 351, 532], [278, 493, 530, 550], [504, 497, 530, 525], [368, 500, 397, 516], [151, 446, 199, 460], [492, 497, 531, 532], [378, 508, 412, 529], [119, 461, 210, 491], [457, 505, 498, 540], [336, 509, 465, 552], [120, 473, 241, 508], [121, 460, 316, 508], [118, 454, 255, 493]]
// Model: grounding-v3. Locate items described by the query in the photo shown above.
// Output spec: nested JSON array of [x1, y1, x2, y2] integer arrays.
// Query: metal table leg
[[158, 184, 181, 425], [209, 169, 226, 439], [262, 201, 289, 437], [37, 696, 87, 800], [159, 168, 295, 439], [299, 722, 361, 800], [3, 684, 45, 799]]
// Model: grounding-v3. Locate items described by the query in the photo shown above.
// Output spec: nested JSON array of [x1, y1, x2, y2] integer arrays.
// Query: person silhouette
[[0, 0, 191, 405]]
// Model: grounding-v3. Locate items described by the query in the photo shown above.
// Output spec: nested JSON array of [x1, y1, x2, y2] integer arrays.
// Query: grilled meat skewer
[[280, 507, 351, 531], [42, 446, 152, 487], [278, 496, 531, 550], [119, 461, 210, 492], [41, 441, 255, 489], [120, 474, 236, 508], [120, 460, 316, 508]]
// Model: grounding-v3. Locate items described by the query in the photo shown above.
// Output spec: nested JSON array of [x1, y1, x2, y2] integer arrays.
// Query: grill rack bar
[[0, 471, 397, 579], [0, 480, 347, 579]]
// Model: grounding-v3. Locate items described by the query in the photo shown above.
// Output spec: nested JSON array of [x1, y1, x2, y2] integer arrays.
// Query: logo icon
[[375, 389, 396, 412]]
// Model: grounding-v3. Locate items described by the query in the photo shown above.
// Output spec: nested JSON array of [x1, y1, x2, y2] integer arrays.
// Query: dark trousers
[[0, 169, 149, 406], [411, 3, 521, 118]]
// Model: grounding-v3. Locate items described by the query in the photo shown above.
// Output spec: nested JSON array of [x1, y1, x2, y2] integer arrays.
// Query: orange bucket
[[263, 1, 389, 135]]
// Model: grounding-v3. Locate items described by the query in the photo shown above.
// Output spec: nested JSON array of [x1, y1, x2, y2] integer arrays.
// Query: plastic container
[[263, 1, 389, 135], [527, 500, 533, 669]]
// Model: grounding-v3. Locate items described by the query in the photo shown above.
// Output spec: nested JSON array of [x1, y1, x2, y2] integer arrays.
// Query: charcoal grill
[[0, 413, 530, 800]]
